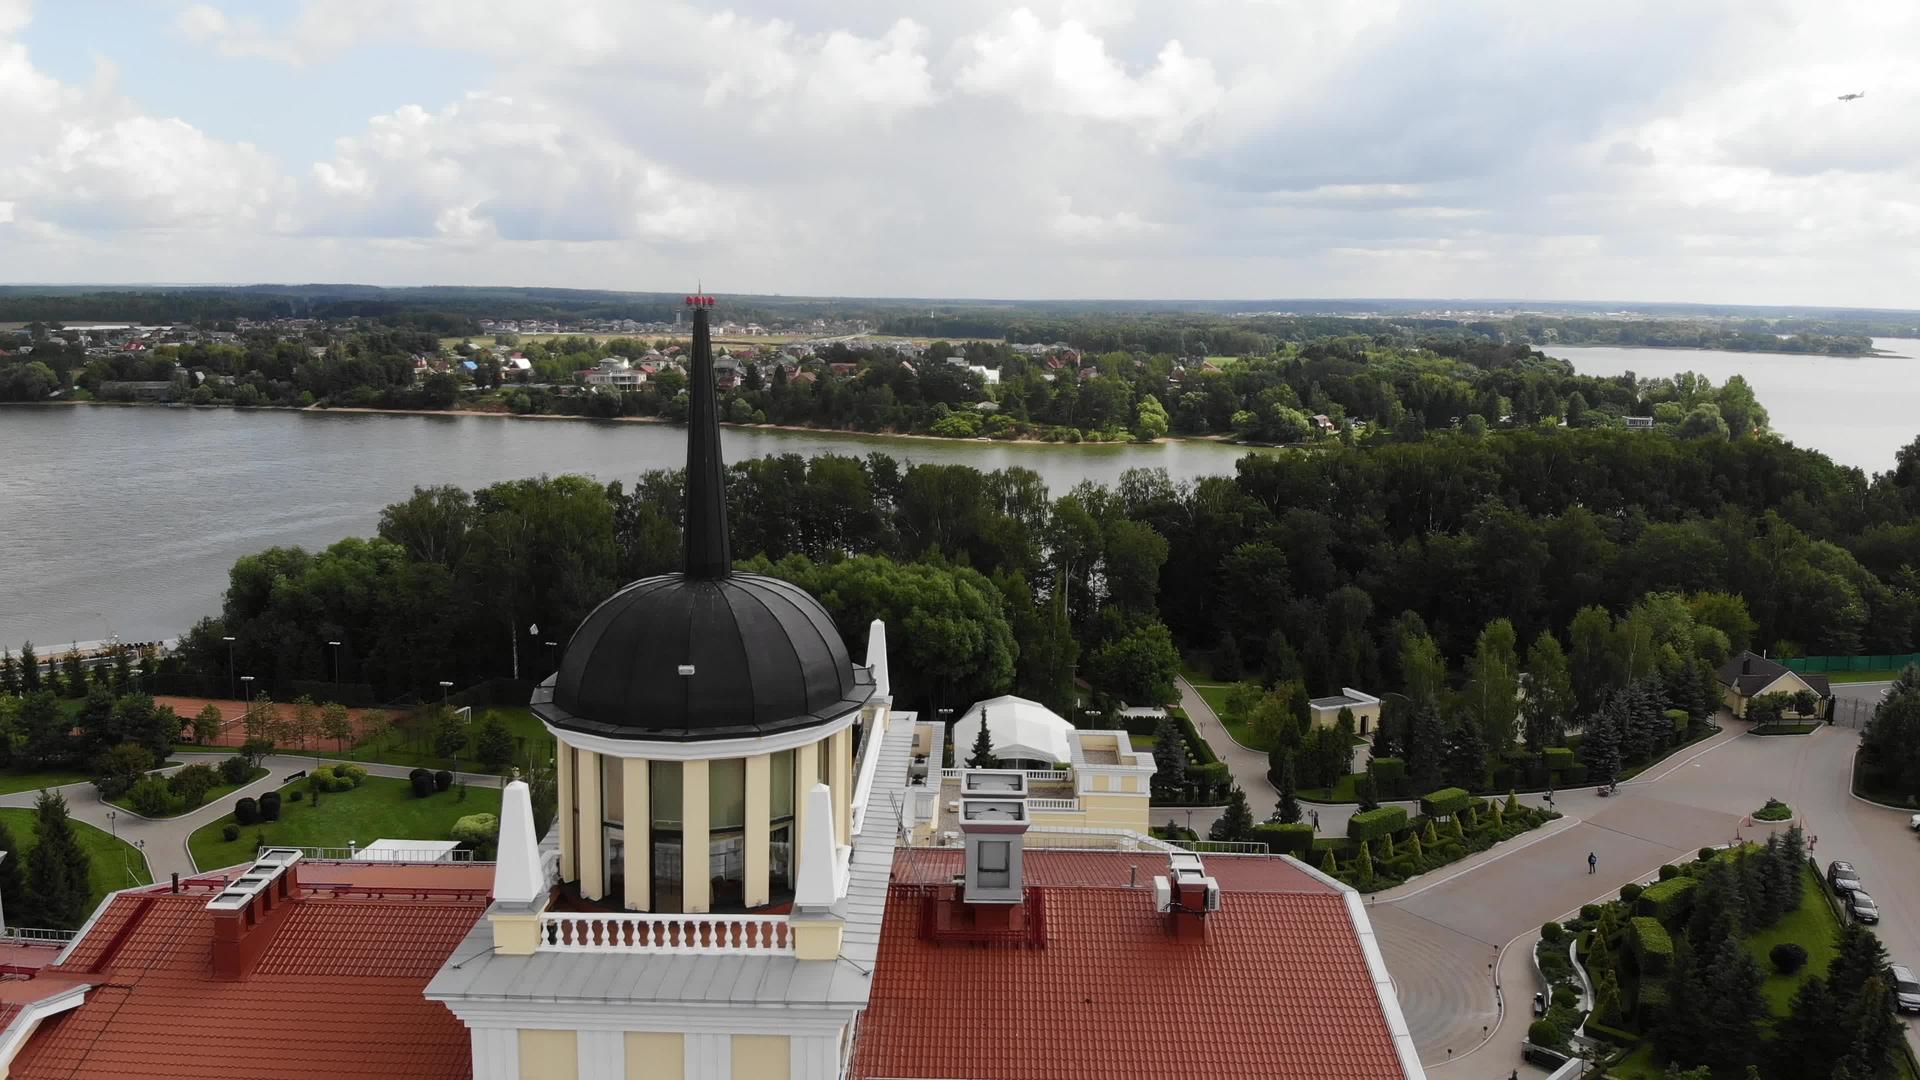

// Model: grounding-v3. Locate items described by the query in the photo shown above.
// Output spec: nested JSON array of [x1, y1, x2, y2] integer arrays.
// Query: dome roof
[[535, 571, 871, 742], [530, 299, 870, 743]]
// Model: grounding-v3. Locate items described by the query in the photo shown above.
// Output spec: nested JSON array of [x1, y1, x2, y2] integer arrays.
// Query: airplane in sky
[[1839, 91, 1866, 101]]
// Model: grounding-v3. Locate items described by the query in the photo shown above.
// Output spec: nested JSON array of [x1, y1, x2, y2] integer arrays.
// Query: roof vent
[[1153, 850, 1221, 944], [958, 795, 1028, 905], [208, 848, 305, 979]]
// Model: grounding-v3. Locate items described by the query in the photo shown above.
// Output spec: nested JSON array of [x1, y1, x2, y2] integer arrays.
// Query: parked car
[[1829, 860, 1864, 896], [1849, 891, 1880, 923], [1891, 965, 1920, 1014], [1910, 813, 1920, 831]]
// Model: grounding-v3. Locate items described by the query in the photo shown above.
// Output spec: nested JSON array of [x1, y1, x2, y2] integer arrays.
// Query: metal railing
[[1167, 839, 1270, 856], [264, 845, 477, 863], [0, 927, 77, 944], [536, 912, 794, 955]]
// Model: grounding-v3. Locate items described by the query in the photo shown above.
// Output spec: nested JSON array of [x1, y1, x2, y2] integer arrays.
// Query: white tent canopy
[[951, 694, 1073, 765]]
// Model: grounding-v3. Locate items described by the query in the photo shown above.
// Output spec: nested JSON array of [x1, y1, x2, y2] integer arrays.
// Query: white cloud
[[956, 9, 1221, 147]]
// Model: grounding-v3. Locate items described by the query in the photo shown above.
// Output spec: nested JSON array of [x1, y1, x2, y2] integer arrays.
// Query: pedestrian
[[1588, 851, 1597, 874], [1311, 809, 1320, 830]]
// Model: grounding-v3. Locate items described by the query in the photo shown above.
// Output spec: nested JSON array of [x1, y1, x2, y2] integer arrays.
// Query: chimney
[[207, 848, 304, 980], [959, 786, 1029, 906], [1153, 851, 1220, 944], [1742, 656, 1753, 675]]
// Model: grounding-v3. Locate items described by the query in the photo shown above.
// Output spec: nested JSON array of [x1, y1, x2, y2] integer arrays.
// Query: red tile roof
[[852, 849, 1407, 1080], [8, 863, 489, 1080]]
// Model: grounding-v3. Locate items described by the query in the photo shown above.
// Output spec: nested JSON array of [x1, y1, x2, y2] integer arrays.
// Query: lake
[[1549, 337, 1920, 475], [0, 406, 1260, 647]]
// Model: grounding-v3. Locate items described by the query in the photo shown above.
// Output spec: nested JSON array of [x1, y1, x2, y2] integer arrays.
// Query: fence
[[1782, 654, 1920, 675]]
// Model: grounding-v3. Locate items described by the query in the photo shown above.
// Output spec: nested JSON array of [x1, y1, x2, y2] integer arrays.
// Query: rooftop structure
[[951, 695, 1073, 765]]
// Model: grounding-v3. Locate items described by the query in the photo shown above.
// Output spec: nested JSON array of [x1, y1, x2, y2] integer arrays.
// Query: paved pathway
[[1405, 681, 1920, 1076], [0, 753, 506, 884]]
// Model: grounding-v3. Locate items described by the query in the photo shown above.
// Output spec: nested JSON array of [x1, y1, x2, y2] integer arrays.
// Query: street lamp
[[222, 635, 236, 700], [439, 680, 454, 706], [105, 809, 116, 841], [240, 674, 255, 702], [328, 640, 342, 688]]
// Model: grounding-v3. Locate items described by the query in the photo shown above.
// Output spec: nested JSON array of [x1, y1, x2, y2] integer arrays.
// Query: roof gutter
[[0, 983, 92, 1072]]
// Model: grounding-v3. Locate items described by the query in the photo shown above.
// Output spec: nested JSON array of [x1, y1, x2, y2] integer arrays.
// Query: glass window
[[710, 759, 746, 831], [978, 840, 1012, 889], [769, 824, 793, 892], [603, 756, 625, 826], [651, 761, 682, 829], [771, 750, 796, 820]]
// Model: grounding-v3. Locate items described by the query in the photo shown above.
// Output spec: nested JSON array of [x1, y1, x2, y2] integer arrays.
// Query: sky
[[1, 0, 1915, 307]]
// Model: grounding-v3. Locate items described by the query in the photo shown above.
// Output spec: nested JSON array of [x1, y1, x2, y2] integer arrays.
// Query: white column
[[790, 1033, 842, 1080], [623, 757, 650, 911], [684, 1032, 731, 1080], [578, 749, 603, 900], [470, 1026, 519, 1080], [577, 1030, 622, 1080]]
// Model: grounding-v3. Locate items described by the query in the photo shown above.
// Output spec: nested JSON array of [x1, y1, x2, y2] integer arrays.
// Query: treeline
[[165, 423, 1920, 726], [1501, 315, 1876, 355]]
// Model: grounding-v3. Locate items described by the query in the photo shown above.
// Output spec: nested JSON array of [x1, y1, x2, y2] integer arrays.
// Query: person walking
[[1310, 809, 1320, 830], [1588, 851, 1598, 875]]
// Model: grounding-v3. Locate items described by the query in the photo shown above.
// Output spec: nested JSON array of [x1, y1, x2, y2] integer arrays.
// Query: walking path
[[0, 752, 506, 883]]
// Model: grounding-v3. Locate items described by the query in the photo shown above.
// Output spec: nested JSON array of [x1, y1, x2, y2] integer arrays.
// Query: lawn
[[1189, 681, 1268, 750], [0, 767, 91, 796], [1743, 864, 1841, 1015], [186, 774, 502, 871], [1299, 773, 1361, 802], [1825, 669, 1899, 683], [0, 807, 152, 917], [309, 706, 553, 776], [107, 766, 267, 818], [1751, 723, 1822, 736]]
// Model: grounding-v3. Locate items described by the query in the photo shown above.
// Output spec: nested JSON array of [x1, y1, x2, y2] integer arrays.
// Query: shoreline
[[2, 398, 1230, 451], [1541, 342, 1894, 359]]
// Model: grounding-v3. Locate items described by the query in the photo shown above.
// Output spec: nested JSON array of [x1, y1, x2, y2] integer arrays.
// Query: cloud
[[956, 9, 1221, 146]]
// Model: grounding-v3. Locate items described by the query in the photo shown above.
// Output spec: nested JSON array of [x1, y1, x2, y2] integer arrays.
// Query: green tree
[[89, 741, 153, 800], [1464, 619, 1521, 750], [1086, 622, 1180, 706], [474, 712, 514, 772], [1271, 753, 1302, 824], [193, 702, 224, 745], [17, 691, 71, 766], [431, 707, 469, 761], [1522, 631, 1576, 753], [22, 790, 92, 930], [60, 650, 85, 698], [1400, 630, 1449, 709], [965, 716, 998, 769], [321, 702, 354, 751], [1209, 785, 1254, 842], [0, 650, 16, 696], [1150, 713, 1188, 801], [0, 818, 25, 928], [1133, 394, 1169, 442], [18, 642, 38, 693]]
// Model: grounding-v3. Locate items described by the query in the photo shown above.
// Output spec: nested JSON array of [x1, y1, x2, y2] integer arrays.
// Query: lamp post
[[222, 635, 236, 700], [439, 680, 454, 706], [240, 674, 255, 703], [105, 809, 116, 841], [327, 640, 342, 690]]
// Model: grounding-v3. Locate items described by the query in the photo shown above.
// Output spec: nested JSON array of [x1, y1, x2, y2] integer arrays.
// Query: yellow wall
[[623, 756, 650, 911], [682, 758, 710, 912], [732, 1035, 790, 1080], [556, 746, 576, 881], [626, 1032, 684, 1080], [519, 1029, 579, 1080], [830, 727, 852, 845], [745, 753, 771, 908]]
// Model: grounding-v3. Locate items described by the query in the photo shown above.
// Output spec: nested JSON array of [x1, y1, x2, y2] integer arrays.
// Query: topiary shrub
[[1619, 882, 1645, 903], [1628, 916, 1674, 975], [1250, 822, 1315, 857], [126, 775, 177, 817], [433, 769, 453, 792], [1367, 757, 1407, 794], [1580, 903, 1602, 921], [335, 762, 367, 787], [288, 789, 304, 802], [1657, 863, 1681, 880], [450, 813, 499, 847], [1771, 942, 1808, 974], [1754, 798, 1793, 822], [1420, 787, 1472, 818], [1346, 806, 1408, 843], [410, 768, 434, 798], [1527, 1019, 1568, 1052], [1636, 876, 1698, 927], [1544, 746, 1575, 773], [1541, 921, 1566, 943], [259, 791, 282, 822], [1550, 984, 1578, 1010], [234, 796, 259, 826], [1697, 847, 1716, 862], [222, 823, 240, 841], [218, 754, 252, 786]]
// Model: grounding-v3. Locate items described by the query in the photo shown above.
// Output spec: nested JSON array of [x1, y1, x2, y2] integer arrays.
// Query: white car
[[1911, 813, 1920, 831]]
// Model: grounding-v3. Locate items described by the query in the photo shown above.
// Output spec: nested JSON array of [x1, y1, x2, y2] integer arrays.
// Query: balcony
[[537, 912, 795, 955]]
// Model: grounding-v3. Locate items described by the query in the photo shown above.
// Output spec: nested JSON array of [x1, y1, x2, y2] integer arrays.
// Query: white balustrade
[[1026, 798, 1079, 811], [537, 913, 794, 955]]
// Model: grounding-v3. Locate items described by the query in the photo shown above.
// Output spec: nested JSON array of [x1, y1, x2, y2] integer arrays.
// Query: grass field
[[187, 774, 502, 871], [107, 766, 266, 819], [1189, 681, 1269, 750], [0, 768, 91, 796], [1299, 773, 1361, 802], [0, 807, 152, 916], [1744, 864, 1842, 1014]]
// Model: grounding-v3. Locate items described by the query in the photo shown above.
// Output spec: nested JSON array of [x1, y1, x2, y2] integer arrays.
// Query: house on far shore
[[1717, 650, 1832, 719], [1310, 688, 1382, 736], [1624, 416, 1656, 430]]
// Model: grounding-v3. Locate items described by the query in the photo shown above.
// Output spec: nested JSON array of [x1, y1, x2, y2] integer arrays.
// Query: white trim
[[546, 708, 858, 762], [0, 984, 91, 1072], [1289, 855, 1427, 1079], [577, 1029, 623, 1080], [437, 998, 861, 1035]]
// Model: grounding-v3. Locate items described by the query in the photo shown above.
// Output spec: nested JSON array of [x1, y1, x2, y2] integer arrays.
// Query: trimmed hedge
[[1420, 787, 1472, 818], [1544, 746, 1575, 772], [1771, 942, 1808, 974], [1635, 876, 1697, 926], [1251, 822, 1316, 857], [1368, 757, 1407, 793], [1633, 979, 1670, 1024], [1346, 806, 1409, 843], [1629, 916, 1674, 975]]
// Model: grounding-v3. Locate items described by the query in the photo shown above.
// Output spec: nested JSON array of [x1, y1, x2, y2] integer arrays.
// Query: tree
[[0, 818, 26, 929], [1271, 754, 1302, 824], [1444, 714, 1489, 790], [1400, 630, 1449, 709], [0, 650, 16, 696], [966, 714, 999, 769], [1133, 394, 1169, 441], [474, 712, 514, 772], [359, 708, 392, 752], [22, 790, 92, 930], [192, 703, 223, 745], [242, 695, 277, 742], [1086, 621, 1180, 706], [1464, 619, 1521, 750], [1209, 785, 1254, 842], [1842, 976, 1900, 1079], [431, 707, 469, 761], [60, 650, 84, 698], [1582, 692, 1625, 786], [1406, 704, 1447, 793], [1777, 976, 1841, 1079], [1151, 713, 1189, 801], [289, 696, 322, 750], [1522, 631, 1575, 753], [17, 691, 72, 766], [90, 742, 153, 800], [18, 642, 38, 693], [321, 702, 353, 751]]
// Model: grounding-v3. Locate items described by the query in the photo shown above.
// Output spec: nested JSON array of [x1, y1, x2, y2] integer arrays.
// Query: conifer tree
[[965, 714, 998, 769], [18, 642, 38, 693], [0, 650, 17, 696], [1778, 825, 1807, 908], [23, 790, 92, 930], [1777, 976, 1840, 1078], [1843, 976, 1900, 1080], [1210, 786, 1253, 842], [1320, 848, 1337, 875], [1271, 754, 1302, 824], [1151, 713, 1188, 801], [0, 818, 27, 927]]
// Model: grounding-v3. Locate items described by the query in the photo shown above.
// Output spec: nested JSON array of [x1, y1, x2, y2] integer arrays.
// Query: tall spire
[[682, 297, 731, 578]]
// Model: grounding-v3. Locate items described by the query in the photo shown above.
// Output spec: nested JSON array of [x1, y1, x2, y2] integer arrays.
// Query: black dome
[[533, 571, 871, 742]]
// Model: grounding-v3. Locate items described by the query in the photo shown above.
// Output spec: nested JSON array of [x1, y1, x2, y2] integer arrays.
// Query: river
[[0, 406, 1260, 647], [1549, 337, 1920, 475]]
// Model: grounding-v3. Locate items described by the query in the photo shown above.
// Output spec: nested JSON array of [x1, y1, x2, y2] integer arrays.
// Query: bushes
[[221, 824, 240, 841], [451, 813, 499, 847], [1544, 746, 1575, 773], [1628, 916, 1673, 975], [1420, 787, 1472, 818], [218, 754, 253, 786], [169, 763, 219, 808], [1368, 757, 1406, 795], [1657, 863, 1680, 880], [1635, 876, 1697, 926], [1541, 921, 1566, 943], [234, 796, 259, 825], [1250, 822, 1315, 857], [1770, 942, 1808, 974], [1346, 806, 1408, 844], [433, 770, 453, 792], [409, 769, 435, 798], [259, 791, 282, 822], [310, 764, 368, 793], [125, 776, 176, 817], [1580, 903, 1602, 921], [1754, 798, 1793, 821]]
